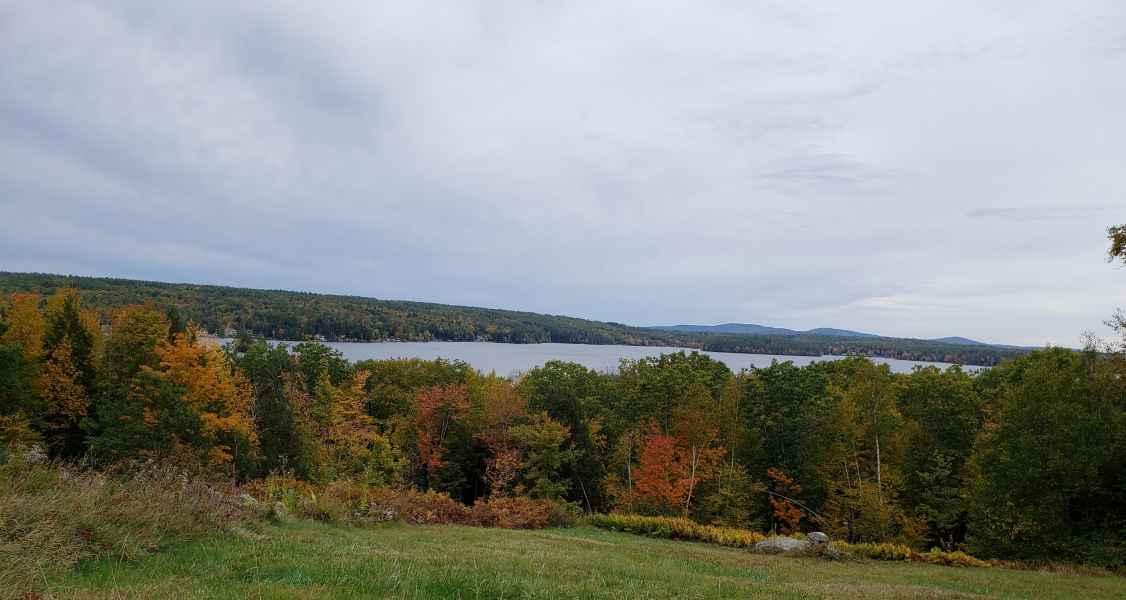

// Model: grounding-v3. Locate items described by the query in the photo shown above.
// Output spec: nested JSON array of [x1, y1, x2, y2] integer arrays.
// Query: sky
[[2, 1, 1125, 347]]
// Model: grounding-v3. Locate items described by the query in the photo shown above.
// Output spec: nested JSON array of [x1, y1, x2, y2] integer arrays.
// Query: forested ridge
[[0, 272, 1026, 366]]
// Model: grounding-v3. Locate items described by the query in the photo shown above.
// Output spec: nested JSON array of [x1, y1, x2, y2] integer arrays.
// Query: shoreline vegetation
[[0, 271, 1028, 366]]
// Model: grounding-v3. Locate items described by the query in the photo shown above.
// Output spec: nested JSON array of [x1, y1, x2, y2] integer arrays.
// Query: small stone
[[808, 531, 830, 544], [271, 501, 291, 522]]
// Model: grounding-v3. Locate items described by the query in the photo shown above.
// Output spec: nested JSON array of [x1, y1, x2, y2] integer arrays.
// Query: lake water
[[226, 340, 967, 376]]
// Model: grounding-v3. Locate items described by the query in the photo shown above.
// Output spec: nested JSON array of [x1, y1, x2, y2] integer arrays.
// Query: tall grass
[[0, 453, 244, 599]]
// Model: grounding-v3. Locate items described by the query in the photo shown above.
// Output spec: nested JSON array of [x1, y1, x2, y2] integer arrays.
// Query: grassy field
[[44, 522, 1125, 600]]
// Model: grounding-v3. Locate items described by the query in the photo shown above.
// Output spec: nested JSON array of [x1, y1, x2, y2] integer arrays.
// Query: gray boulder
[[752, 536, 811, 554], [807, 531, 830, 545]]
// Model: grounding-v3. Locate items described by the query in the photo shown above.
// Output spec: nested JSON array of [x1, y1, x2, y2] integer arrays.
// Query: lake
[[225, 340, 968, 376]]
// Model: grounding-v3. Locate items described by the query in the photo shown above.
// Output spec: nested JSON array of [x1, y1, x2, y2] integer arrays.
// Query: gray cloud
[[2, 0, 1126, 346]]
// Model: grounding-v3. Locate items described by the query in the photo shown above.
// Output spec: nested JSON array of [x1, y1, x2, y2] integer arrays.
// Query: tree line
[[0, 272, 1024, 365], [0, 289, 1122, 567]]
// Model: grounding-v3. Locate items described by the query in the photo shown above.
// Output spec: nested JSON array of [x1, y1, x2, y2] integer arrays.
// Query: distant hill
[[651, 323, 881, 339], [648, 323, 798, 336], [0, 272, 1031, 366], [930, 336, 986, 346]]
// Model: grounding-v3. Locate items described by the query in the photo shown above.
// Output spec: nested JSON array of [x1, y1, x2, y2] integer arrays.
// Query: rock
[[753, 536, 811, 554], [239, 493, 259, 507], [807, 531, 830, 545], [271, 501, 291, 522], [23, 445, 48, 464]]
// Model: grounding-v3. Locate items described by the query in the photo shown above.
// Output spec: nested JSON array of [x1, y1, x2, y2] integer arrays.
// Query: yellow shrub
[[586, 513, 766, 548]]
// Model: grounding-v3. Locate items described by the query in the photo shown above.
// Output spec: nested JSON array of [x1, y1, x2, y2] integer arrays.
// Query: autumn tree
[[628, 422, 683, 514], [412, 384, 470, 489], [470, 372, 527, 497], [89, 329, 258, 475], [1, 293, 45, 360], [314, 370, 402, 484], [0, 293, 44, 448], [671, 383, 725, 516], [766, 468, 806, 534], [44, 290, 99, 395], [99, 305, 168, 393], [39, 290, 100, 457]]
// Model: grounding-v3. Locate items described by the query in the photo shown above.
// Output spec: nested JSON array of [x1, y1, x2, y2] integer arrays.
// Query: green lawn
[[49, 522, 1125, 599]]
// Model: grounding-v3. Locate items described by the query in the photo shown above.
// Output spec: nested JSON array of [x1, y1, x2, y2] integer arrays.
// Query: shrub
[[833, 542, 915, 561], [917, 549, 991, 568], [0, 455, 244, 599], [243, 476, 574, 529], [587, 513, 766, 548], [833, 541, 990, 568]]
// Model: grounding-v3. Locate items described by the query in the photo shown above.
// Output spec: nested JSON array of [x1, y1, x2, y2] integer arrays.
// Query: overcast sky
[[2, 1, 1125, 346]]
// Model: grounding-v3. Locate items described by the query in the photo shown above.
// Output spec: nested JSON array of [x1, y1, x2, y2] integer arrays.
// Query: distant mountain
[[650, 323, 880, 339], [651, 323, 1024, 349], [648, 323, 798, 336], [930, 336, 986, 346], [805, 327, 880, 339]]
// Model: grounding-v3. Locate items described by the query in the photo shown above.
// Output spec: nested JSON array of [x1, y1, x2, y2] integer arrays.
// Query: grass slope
[[51, 521, 1125, 599]]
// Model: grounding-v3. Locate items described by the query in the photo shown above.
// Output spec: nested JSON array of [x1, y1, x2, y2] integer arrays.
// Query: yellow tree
[[324, 370, 401, 483], [1, 293, 45, 360], [40, 342, 88, 454], [152, 329, 257, 466], [1, 293, 45, 447], [469, 373, 527, 497]]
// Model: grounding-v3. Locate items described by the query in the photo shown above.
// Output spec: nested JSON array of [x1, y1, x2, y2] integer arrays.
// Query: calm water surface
[[230, 340, 969, 376]]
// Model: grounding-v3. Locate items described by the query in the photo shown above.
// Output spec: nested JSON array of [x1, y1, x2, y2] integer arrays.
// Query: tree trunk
[[875, 434, 883, 505], [684, 445, 700, 517]]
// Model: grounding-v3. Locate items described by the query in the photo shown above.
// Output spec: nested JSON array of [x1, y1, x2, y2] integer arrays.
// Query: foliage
[[508, 411, 575, 500], [966, 349, 1126, 568], [833, 541, 991, 568], [586, 513, 766, 548], [766, 468, 805, 535]]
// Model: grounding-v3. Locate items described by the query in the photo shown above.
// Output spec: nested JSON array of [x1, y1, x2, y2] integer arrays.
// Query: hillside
[[0, 272, 1028, 365], [48, 521, 1126, 599]]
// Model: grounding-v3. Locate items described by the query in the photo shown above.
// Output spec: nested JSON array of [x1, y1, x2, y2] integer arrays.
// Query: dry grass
[[0, 453, 244, 599], [243, 475, 577, 529]]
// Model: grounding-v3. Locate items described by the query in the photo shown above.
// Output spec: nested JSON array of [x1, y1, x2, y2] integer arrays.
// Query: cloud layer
[[2, 1, 1125, 345]]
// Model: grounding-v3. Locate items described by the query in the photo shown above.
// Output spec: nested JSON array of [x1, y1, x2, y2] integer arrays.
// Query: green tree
[[509, 412, 575, 501], [895, 365, 981, 548], [967, 349, 1126, 566], [520, 361, 614, 510]]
